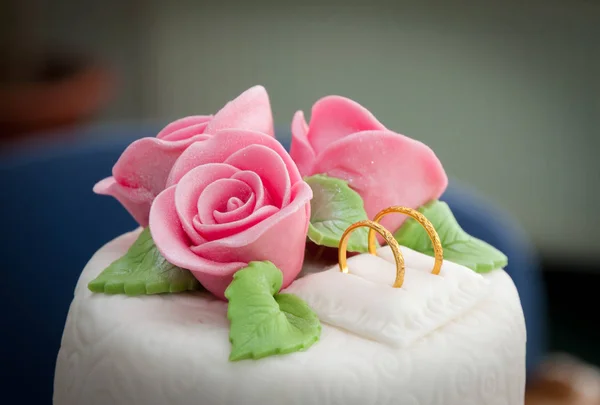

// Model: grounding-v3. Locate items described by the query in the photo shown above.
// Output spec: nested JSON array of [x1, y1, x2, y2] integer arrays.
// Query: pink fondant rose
[[149, 130, 312, 299], [290, 96, 448, 235], [94, 86, 274, 227]]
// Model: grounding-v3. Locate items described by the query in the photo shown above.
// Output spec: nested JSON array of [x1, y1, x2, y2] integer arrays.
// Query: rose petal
[[192, 205, 279, 241], [226, 197, 244, 211], [158, 123, 210, 142], [290, 110, 316, 177], [195, 178, 254, 224], [306, 96, 387, 156], [231, 170, 272, 208], [149, 186, 247, 299], [174, 163, 239, 243], [97, 134, 210, 226], [312, 131, 448, 234], [225, 144, 291, 207], [93, 177, 154, 226], [205, 85, 274, 137], [156, 115, 212, 141], [191, 181, 312, 290], [215, 194, 256, 224], [167, 129, 302, 188]]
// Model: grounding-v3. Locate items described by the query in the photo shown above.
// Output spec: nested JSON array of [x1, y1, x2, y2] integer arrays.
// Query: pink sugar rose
[[291, 96, 448, 235], [94, 85, 274, 226], [149, 129, 312, 300]]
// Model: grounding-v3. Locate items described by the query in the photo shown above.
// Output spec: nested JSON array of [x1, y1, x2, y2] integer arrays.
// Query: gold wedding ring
[[369, 206, 443, 276], [338, 220, 405, 288]]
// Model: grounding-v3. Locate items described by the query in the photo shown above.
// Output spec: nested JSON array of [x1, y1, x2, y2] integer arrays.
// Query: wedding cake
[[54, 86, 526, 405]]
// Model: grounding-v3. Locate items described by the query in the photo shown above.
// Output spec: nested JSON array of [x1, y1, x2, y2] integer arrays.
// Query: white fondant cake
[[54, 229, 526, 405]]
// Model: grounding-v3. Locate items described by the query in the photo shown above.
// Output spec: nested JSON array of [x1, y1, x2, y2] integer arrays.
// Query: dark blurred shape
[[543, 267, 600, 367], [526, 354, 600, 404], [0, 56, 114, 138], [0, 0, 114, 140]]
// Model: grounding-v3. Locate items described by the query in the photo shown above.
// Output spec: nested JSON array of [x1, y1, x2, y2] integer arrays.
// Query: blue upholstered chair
[[0, 126, 546, 404]]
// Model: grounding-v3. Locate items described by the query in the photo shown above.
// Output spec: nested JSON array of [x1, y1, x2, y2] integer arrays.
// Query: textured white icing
[[286, 251, 490, 347], [54, 229, 527, 405]]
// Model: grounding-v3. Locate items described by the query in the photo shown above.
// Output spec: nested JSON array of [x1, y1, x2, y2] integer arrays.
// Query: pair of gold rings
[[338, 206, 444, 288]]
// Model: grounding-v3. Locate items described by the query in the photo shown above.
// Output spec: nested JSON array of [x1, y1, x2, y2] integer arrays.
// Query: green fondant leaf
[[88, 228, 201, 295], [394, 200, 508, 273], [225, 261, 321, 361], [305, 174, 373, 253]]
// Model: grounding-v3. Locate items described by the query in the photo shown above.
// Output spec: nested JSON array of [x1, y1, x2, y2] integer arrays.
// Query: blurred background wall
[[6, 0, 600, 261]]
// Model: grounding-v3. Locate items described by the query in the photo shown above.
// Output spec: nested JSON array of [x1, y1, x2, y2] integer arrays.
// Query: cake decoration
[[393, 200, 508, 272], [148, 129, 312, 299], [290, 95, 448, 239], [338, 219, 404, 287], [290, 95, 507, 271], [93, 85, 274, 226], [304, 174, 371, 252], [88, 227, 201, 295], [337, 207, 445, 289], [369, 206, 444, 276], [88, 85, 509, 363], [225, 261, 321, 361], [286, 240, 491, 348]]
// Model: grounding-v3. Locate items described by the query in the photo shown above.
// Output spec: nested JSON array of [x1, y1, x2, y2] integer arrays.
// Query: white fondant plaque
[[285, 246, 490, 347]]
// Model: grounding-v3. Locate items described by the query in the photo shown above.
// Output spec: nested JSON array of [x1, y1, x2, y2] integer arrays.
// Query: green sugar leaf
[[225, 261, 321, 361], [88, 228, 202, 295], [394, 200, 508, 273], [305, 174, 373, 253]]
